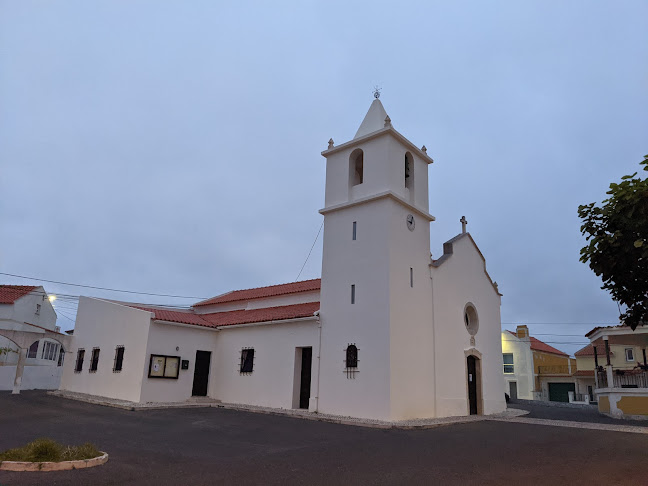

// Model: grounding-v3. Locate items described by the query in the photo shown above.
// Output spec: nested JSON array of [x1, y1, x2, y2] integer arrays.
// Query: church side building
[[59, 97, 506, 420]]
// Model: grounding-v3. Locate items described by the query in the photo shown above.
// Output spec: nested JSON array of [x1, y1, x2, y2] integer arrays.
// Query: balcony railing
[[596, 369, 648, 388], [597, 370, 608, 388], [612, 370, 648, 388], [537, 365, 570, 375]]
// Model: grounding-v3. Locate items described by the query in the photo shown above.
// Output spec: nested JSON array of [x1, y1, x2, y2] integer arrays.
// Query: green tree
[[578, 155, 648, 330]]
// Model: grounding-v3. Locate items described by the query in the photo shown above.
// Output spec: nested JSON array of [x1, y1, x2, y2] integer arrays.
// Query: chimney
[[516, 325, 529, 339]]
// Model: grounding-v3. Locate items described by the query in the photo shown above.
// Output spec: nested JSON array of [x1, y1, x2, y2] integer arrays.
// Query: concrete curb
[[0, 452, 108, 472], [48, 391, 529, 429]]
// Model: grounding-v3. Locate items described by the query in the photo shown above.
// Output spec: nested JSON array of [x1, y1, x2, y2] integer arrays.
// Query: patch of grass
[[0, 438, 101, 463]]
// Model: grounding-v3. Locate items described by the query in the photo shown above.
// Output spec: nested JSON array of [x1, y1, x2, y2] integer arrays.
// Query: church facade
[[60, 98, 506, 421]]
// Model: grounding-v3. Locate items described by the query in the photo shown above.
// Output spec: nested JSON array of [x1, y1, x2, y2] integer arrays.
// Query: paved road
[[1, 392, 648, 485], [511, 399, 648, 426]]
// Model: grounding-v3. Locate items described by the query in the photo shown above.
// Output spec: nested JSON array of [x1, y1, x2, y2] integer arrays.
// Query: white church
[[60, 97, 506, 421]]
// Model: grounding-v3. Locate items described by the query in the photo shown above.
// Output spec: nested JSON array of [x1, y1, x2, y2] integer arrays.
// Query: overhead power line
[[0, 272, 208, 300]]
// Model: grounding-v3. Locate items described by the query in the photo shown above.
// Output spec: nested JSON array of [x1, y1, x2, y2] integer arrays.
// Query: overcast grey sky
[[1, 1, 647, 354]]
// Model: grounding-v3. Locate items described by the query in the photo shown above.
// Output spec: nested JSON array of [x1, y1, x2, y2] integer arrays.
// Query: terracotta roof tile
[[0, 285, 38, 304], [201, 302, 320, 328], [194, 279, 321, 307], [575, 344, 613, 357], [122, 302, 320, 329], [529, 337, 569, 357]]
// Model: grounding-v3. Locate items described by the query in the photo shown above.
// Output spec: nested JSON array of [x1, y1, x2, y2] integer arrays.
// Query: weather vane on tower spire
[[373, 86, 381, 99]]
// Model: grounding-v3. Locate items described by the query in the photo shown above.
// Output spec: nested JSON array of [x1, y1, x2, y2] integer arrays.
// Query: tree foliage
[[578, 155, 648, 330]]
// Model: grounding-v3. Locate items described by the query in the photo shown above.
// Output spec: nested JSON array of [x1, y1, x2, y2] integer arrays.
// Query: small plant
[[0, 438, 101, 463]]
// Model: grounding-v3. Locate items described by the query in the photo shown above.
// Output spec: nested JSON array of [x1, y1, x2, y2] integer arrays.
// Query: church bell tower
[[317, 94, 437, 421]]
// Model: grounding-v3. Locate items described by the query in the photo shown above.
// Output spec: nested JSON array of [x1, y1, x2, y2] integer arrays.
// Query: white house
[[0, 285, 68, 391], [60, 96, 506, 421]]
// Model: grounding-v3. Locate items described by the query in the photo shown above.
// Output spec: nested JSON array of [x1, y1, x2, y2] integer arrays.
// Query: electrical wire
[[295, 220, 324, 282], [0, 272, 208, 299]]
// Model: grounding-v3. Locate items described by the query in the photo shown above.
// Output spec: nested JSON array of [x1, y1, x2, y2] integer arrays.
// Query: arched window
[[350, 149, 364, 187], [405, 152, 413, 190], [345, 344, 359, 379], [27, 340, 39, 359], [464, 304, 479, 336]]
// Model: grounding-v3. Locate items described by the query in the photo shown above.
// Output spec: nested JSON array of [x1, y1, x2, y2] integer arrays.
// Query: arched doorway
[[466, 353, 483, 415]]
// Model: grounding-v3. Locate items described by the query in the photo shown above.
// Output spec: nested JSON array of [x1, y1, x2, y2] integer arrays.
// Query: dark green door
[[548, 382, 575, 402]]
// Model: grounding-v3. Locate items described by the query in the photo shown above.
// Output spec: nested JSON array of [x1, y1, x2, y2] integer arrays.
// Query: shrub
[[0, 438, 101, 463]]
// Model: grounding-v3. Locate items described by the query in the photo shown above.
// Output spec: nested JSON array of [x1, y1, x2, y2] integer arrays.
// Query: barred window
[[346, 345, 358, 368], [240, 348, 254, 374], [75, 349, 85, 373], [113, 346, 125, 372], [89, 348, 100, 373]]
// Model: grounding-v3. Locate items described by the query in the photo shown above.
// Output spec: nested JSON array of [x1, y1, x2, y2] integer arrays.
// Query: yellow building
[[502, 325, 577, 402], [583, 325, 648, 419]]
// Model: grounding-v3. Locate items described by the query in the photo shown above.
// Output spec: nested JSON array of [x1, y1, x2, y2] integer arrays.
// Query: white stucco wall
[[501, 332, 535, 399], [431, 235, 506, 417], [387, 199, 436, 420], [211, 320, 319, 409], [59, 297, 152, 402], [318, 200, 393, 420], [140, 321, 219, 403]]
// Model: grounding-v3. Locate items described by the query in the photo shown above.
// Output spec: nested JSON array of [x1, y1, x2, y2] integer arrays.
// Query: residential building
[[59, 96, 507, 421], [501, 325, 577, 402], [585, 324, 648, 419], [0, 285, 69, 391]]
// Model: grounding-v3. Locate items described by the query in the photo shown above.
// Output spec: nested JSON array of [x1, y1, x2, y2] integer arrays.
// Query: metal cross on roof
[[373, 86, 381, 99]]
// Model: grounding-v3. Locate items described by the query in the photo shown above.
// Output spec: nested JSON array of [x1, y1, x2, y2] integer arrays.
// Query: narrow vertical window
[[113, 346, 125, 372], [410, 267, 413, 288], [75, 349, 85, 372], [352, 221, 357, 240], [89, 348, 100, 372], [57, 347, 65, 367], [35, 304, 41, 315], [351, 284, 355, 304]]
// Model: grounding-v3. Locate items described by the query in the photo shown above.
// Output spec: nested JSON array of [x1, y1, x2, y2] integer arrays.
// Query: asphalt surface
[[1, 392, 648, 486], [511, 399, 648, 426]]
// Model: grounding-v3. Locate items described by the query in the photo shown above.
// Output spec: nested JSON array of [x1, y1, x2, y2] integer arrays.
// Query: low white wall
[[0, 365, 62, 390]]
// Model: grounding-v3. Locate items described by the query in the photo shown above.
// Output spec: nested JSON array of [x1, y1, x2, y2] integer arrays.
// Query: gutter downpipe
[[314, 310, 322, 413]]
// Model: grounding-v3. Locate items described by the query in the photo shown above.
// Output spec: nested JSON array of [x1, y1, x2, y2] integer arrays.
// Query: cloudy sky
[[1, 1, 646, 354]]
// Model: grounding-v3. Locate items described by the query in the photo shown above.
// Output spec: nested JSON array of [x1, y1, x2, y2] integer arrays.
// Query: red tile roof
[[0, 285, 38, 304], [122, 302, 320, 329], [506, 331, 569, 356], [573, 370, 595, 377], [575, 344, 614, 357], [194, 279, 321, 307], [530, 337, 569, 357]]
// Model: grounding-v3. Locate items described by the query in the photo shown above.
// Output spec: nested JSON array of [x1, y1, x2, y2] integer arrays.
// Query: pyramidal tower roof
[[354, 98, 389, 139]]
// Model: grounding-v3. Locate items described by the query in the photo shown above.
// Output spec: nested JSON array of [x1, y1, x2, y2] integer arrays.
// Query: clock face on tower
[[406, 214, 415, 231]]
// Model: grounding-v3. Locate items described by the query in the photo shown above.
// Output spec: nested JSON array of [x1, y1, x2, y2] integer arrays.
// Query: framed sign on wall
[[148, 354, 181, 379]]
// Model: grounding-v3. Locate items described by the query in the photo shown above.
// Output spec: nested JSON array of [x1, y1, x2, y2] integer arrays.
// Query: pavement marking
[[488, 416, 648, 435]]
